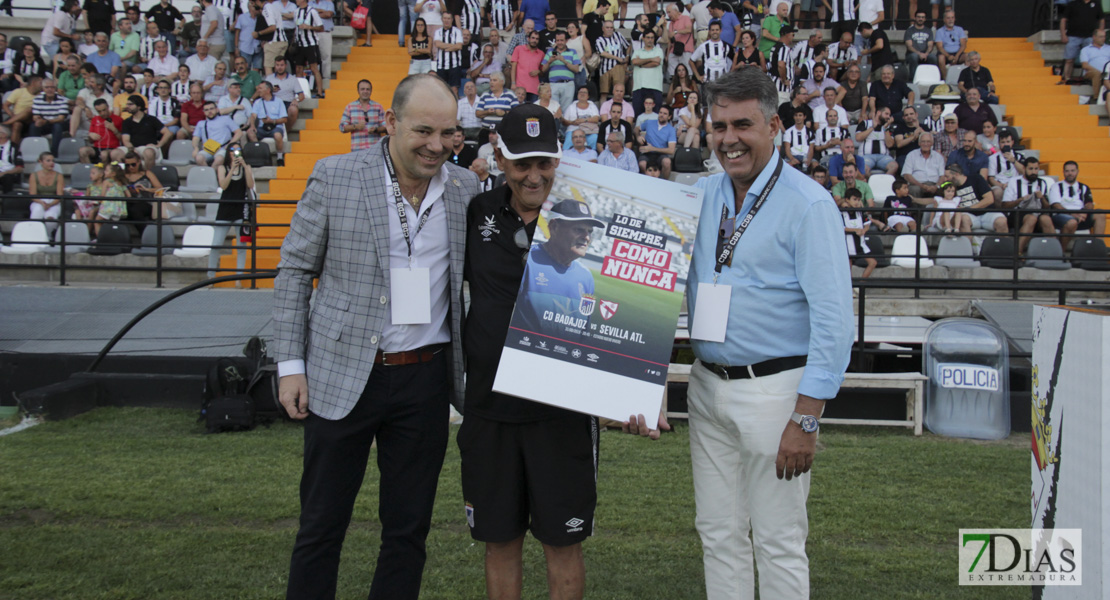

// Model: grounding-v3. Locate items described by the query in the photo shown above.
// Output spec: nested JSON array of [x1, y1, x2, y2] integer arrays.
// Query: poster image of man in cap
[[460, 102, 601, 600], [516, 198, 604, 336]]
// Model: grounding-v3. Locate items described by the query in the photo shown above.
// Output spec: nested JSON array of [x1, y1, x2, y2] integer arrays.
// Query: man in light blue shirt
[[234, 1, 262, 69], [192, 100, 242, 165], [683, 68, 852, 599]]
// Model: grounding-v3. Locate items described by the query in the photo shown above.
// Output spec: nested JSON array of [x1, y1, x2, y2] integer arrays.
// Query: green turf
[[0, 408, 1027, 599], [591, 269, 683, 355]]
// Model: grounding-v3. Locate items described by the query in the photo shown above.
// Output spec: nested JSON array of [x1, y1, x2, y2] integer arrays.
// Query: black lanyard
[[382, 137, 433, 260], [715, 157, 783, 278]]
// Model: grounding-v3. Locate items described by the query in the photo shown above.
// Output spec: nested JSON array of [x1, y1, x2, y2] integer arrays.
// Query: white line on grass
[[0, 416, 42, 437]]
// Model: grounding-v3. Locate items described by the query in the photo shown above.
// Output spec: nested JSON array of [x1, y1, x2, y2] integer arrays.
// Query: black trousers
[[286, 352, 450, 600]]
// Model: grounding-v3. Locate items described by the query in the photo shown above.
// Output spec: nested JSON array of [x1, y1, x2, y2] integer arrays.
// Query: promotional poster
[[492, 158, 703, 428]]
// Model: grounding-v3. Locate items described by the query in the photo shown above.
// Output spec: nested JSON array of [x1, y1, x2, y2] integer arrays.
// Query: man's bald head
[[392, 74, 457, 121]]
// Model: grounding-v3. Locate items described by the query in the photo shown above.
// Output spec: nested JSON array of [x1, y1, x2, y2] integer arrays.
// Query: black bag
[[242, 336, 285, 420], [201, 358, 256, 433]]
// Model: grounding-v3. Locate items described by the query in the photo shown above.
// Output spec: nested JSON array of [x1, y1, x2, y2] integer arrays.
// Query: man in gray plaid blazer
[[273, 74, 479, 600]]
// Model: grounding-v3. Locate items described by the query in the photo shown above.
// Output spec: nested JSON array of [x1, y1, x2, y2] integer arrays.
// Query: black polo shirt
[[1065, 0, 1104, 38], [777, 100, 813, 131], [122, 113, 165, 147], [147, 2, 185, 34], [889, 121, 920, 158], [450, 144, 478, 169], [83, 0, 116, 35], [869, 79, 913, 113], [464, 186, 572, 423]]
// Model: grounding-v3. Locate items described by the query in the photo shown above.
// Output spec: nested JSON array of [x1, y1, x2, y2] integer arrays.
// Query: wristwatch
[[790, 411, 820, 434]]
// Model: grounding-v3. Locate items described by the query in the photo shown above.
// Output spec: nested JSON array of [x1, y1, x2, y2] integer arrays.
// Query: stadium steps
[[973, 37, 1110, 207], [216, 34, 408, 286]]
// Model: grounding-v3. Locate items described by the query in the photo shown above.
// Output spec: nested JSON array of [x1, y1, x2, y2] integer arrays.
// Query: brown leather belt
[[374, 343, 447, 366]]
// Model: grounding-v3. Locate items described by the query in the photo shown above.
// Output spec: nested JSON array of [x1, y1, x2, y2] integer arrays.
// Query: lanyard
[[714, 157, 783, 280], [382, 137, 433, 262]]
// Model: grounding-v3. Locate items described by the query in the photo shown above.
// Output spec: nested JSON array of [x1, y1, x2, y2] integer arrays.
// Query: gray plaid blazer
[[273, 142, 478, 420]]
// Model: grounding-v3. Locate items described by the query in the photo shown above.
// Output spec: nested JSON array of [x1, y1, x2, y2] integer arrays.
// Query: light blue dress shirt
[[687, 149, 854, 400]]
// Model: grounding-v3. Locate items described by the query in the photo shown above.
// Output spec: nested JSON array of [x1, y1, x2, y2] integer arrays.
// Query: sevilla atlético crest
[[578, 295, 596, 316], [526, 118, 541, 137], [599, 300, 619, 320]]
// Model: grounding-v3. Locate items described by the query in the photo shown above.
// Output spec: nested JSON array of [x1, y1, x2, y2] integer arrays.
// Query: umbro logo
[[479, 215, 500, 240], [565, 517, 584, 532]]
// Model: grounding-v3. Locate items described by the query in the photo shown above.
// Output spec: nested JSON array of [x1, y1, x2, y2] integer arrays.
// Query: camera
[[232, 149, 242, 157]]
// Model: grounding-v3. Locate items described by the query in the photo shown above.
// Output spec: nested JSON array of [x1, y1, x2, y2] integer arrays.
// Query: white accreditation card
[[390, 267, 432, 324], [689, 282, 731, 343]]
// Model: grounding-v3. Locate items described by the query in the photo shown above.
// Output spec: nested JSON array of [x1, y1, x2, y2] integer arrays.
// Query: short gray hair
[[608, 130, 625, 144], [703, 68, 778, 124], [967, 51, 980, 61]]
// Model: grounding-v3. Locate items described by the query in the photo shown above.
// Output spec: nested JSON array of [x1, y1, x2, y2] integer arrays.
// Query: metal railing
[[0, 193, 298, 288]]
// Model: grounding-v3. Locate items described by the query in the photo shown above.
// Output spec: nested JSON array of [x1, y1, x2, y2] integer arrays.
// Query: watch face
[[800, 415, 819, 433]]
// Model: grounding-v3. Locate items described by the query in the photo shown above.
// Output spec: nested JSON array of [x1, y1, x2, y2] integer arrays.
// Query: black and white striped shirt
[[1004, 176, 1047, 207], [988, 151, 1023, 186], [149, 96, 179, 125], [829, 42, 857, 66], [768, 42, 793, 93], [140, 35, 168, 62], [214, 0, 236, 29], [783, 125, 813, 157], [141, 82, 158, 103], [435, 26, 463, 70], [596, 33, 629, 75], [815, 125, 848, 159], [0, 48, 15, 75], [263, 2, 288, 43], [791, 43, 818, 73], [921, 115, 943, 132], [859, 119, 889, 155], [458, 0, 483, 37], [828, 0, 856, 23], [294, 6, 322, 47], [692, 40, 732, 82], [488, 0, 515, 32], [1049, 180, 1092, 211], [0, 140, 20, 170], [171, 80, 191, 103]]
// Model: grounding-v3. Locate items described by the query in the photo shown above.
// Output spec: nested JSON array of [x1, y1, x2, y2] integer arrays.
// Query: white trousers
[[688, 361, 811, 600]]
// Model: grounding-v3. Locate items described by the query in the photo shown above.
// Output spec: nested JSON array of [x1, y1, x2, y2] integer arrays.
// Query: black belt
[[700, 356, 807, 381], [374, 343, 447, 366]]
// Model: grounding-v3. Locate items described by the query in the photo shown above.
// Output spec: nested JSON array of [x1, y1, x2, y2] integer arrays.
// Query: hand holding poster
[[493, 158, 703, 429]]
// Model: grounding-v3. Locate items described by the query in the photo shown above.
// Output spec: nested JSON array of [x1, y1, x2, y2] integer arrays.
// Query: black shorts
[[291, 44, 321, 67], [437, 66, 465, 88], [458, 412, 599, 547]]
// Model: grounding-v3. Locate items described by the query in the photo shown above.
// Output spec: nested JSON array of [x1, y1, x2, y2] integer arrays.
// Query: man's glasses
[[125, 162, 138, 167]]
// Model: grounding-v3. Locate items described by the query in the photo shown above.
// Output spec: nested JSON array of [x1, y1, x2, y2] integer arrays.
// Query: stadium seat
[[69, 163, 93, 190], [173, 224, 215, 257], [1071, 238, 1110, 271], [19, 137, 50, 163], [150, 165, 180, 191], [179, 167, 219, 193], [1025, 237, 1070, 270], [935, 235, 978, 268], [670, 172, 701, 186], [86, 223, 132, 255], [55, 138, 82, 165], [855, 233, 889, 268], [0, 221, 50, 253], [912, 65, 942, 86], [45, 222, 92, 253], [132, 224, 177, 256], [890, 234, 934, 268], [8, 36, 33, 57], [945, 65, 965, 86], [243, 142, 271, 168], [163, 139, 195, 167], [868, 174, 895, 202], [1, 194, 31, 219], [673, 147, 703, 173], [977, 236, 1017, 269]]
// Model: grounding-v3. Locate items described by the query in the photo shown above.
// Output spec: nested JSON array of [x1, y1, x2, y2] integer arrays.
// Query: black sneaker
[[277, 157, 285, 167]]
